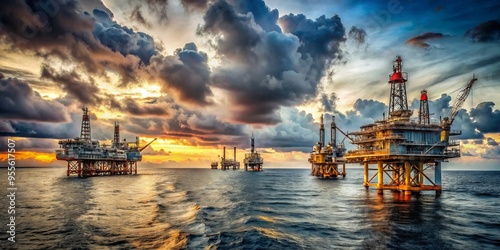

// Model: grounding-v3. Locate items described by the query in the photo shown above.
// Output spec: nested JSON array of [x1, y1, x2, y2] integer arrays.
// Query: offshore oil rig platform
[[309, 115, 347, 178], [243, 134, 264, 171], [217, 146, 240, 170], [55, 107, 156, 177], [344, 56, 477, 195]]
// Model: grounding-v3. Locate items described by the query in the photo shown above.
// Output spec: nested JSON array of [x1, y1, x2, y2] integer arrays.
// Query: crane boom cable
[[140, 138, 158, 152], [448, 75, 478, 124]]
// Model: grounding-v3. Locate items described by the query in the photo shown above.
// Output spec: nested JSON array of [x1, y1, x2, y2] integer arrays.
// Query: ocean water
[[1, 168, 499, 249]]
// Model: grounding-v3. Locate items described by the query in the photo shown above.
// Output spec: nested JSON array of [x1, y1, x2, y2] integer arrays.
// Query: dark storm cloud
[[429, 94, 452, 116], [143, 0, 169, 22], [130, 5, 153, 28], [1, 109, 119, 141], [116, 94, 245, 144], [0, 113, 80, 139], [0, 0, 158, 85], [0, 67, 38, 82], [199, 1, 346, 124], [465, 20, 500, 42], [41, 65, 101, 105], [229, 0, 281, 32], [127, 0, 169, 28], [198, 0, 261, 63], [150, 43, 213, 106], [0, 77, 69, 122], [279, 14, 345, 63], [405, 32, 447, 48], [122, 107, 246, 146], [353, 99, 387, 119], [187, 113, 244, 136], [348, 26, 367, 44], [470, 102, 500, 133], [319, 93, 338, 113], [483, 145, 500, 159], [258, 108, 317, 150], [121, 97, 170, 116], [486, 137, 499, 146], [452, 109, 484, 139], [181, 0, 209, 10], [0, 138, 59, 153], [0, 121, 16, 133], [92, 9, 157, 65]]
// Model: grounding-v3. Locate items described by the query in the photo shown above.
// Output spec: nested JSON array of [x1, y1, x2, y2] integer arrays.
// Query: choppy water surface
[[1, 168, 499, 249]]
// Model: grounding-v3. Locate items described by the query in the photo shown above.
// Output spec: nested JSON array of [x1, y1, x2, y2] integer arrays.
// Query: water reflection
[[361, 190, 448, 249], [3, 168, 498, 249]]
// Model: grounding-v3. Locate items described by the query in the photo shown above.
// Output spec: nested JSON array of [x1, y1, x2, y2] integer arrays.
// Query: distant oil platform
[[342, 56, 477, 195], [214, 146, 240, 170], [243, 134, 263, 171], [309, 114, 347, 178], [55, 107, 156, 177]]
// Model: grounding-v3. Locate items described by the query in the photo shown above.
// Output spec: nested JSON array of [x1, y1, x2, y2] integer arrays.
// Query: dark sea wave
[[1, 168, 500, 249]]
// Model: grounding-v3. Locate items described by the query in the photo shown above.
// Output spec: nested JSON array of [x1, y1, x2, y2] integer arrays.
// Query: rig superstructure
[[55, 107, 156, 177], [220, 146, 240, 170], [344, 56, 477, 195], [243, 133, 264, 171], [309, 114, 347, 178]]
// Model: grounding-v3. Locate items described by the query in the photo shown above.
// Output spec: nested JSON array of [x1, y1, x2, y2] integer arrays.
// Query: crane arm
[[140, 138, 157, 152], [336, 127, 354, 143], [448, 74, 477, 124]]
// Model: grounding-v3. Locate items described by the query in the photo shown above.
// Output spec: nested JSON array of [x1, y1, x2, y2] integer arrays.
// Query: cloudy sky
[[0, 0, 499, 169]]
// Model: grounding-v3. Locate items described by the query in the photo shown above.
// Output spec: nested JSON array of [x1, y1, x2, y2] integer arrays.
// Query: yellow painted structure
[[309, 115, 346, 178]]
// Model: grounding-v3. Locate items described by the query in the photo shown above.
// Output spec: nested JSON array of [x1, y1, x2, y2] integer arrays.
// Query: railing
[[346, 148, 459, 157], [444, 149, 460, 157], [345, 149, 388, 156]]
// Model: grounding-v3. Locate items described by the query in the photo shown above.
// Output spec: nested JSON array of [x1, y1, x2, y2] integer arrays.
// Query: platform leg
[[377, 161, 383, 192], [435, 162, 441, 186]]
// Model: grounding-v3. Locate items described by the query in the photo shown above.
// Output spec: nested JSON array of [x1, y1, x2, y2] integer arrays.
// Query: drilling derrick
[[113, 122, 120, 148], [419, 90, 430, 125], [344, 56, 476, 195], [243, 133, 264, 171], [80, 106, 91, 141], [309, 115, 347, 178], [220, 146, 240, 170], [320, 115, 325, 146], [55, 107, 156, 177], [388, 56, 412, 119]]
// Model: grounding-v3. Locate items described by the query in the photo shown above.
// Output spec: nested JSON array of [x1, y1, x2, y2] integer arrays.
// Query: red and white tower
[[419, 89, 430, 125], [388, 56, 409, 117], [80, 107, 91, 141]]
